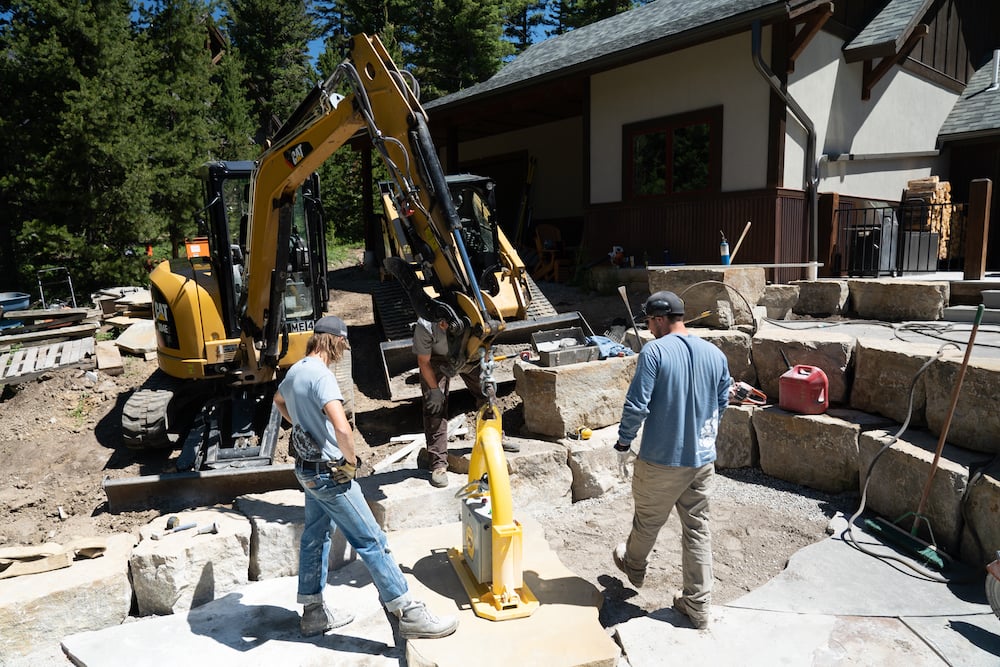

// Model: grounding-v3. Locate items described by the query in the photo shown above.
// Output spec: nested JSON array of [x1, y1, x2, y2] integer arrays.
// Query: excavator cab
[[125, 161, 328, 469]]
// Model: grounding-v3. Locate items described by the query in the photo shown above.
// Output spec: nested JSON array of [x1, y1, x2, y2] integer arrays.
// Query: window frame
[[622, 106, 723, 201]]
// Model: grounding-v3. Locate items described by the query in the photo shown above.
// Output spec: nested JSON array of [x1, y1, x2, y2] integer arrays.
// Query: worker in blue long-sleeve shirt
[[612, 291, 731, 629]]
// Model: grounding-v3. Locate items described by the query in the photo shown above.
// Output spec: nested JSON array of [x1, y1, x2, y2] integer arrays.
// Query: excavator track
[[121, 370, 184, 449]]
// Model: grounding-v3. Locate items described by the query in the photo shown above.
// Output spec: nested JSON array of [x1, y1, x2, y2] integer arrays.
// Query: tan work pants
[[625, 459, 714, 611]]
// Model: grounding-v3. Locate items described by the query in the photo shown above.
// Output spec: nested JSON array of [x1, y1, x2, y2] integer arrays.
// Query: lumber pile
[[903, 176, 953, 259]]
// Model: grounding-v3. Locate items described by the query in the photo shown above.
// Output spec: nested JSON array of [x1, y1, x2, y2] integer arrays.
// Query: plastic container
[[0, 291, 31, 330], [778, 365, 828, 415]]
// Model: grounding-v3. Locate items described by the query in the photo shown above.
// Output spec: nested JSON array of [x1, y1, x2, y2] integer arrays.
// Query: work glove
[[615, 443, 637, 480], [330, 456, 360, 484], [425, 387, 446, 414]]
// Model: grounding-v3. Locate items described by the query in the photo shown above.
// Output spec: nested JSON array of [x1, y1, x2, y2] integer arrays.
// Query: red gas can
[[778, 365, 829, 415]]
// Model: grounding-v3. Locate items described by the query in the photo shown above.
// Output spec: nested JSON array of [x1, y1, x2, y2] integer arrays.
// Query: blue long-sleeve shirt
[[618, 333, 731, 468]]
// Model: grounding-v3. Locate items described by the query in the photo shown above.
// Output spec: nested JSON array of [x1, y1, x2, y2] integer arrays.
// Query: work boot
[[672, 594, 710, 629], [430, 468, 449, 488], [300, 601, 354, 637], [612, 542, 645, 588], [394, 600, 458, 639]]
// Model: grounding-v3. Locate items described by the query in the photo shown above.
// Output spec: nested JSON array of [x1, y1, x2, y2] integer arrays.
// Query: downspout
[[752, 20, 819, 280]]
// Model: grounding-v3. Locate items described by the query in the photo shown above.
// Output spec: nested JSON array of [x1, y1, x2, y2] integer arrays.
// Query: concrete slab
[[616, 515, 1000, 665], [61, 518, 618, 667], [63, 565, 401, 667]]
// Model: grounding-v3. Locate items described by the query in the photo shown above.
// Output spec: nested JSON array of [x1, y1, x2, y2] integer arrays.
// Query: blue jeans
[[295, 467, 410, 613]]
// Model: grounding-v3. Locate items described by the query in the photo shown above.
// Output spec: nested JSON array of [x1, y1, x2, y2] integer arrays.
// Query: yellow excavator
[[107, 33, 557, 619]]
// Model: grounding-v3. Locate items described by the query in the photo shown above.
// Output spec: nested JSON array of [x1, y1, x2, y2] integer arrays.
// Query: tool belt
[[296, 457, 347, 474]]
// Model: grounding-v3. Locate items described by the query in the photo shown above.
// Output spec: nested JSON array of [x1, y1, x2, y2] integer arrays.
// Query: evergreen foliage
[[0, 0, 649, 292]]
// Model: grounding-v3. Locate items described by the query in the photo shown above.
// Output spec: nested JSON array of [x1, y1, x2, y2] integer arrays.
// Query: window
[[623, 107, 722, 199]]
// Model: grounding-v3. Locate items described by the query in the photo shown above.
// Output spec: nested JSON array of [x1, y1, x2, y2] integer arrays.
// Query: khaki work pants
[[625, 459, 714, 612]]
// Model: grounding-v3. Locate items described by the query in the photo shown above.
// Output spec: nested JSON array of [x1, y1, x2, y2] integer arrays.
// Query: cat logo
[[284, 142, 313, 168]]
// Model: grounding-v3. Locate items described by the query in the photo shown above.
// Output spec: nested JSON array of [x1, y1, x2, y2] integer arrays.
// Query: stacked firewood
[[904, 176, 953, 259]]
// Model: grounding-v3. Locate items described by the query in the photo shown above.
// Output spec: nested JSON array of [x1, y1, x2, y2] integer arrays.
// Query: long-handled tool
[[909, 305, 985, 534], [617, 285, 643, 351], [866, 305, 985, 571], [729, 220, 752, 263]]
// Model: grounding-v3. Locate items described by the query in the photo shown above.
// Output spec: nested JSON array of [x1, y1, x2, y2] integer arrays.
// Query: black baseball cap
[[637, 291, 685, 321], [314, 315, 348, 338]]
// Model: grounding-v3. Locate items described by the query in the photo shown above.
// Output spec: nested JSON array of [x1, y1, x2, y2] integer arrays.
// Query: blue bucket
[[0, 291, 31, 330]]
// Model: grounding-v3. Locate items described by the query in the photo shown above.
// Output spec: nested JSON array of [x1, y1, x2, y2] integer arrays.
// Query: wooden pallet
[[0, 337, 96, 385]]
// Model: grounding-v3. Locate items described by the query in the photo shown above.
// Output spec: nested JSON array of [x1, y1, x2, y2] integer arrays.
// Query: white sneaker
[[395, 600, 458, 639]]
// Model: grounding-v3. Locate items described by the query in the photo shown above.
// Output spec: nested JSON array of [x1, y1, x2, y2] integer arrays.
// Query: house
[[424, 0, 999, 283]]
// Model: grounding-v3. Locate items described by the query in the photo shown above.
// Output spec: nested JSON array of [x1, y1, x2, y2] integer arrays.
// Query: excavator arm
[[240, 34, 502, 382]]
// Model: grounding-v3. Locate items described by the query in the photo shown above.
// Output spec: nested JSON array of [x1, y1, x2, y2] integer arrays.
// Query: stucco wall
[[589, 32, 771, 203], [787, 30, 955, 200], [458, 117, 585, 219]]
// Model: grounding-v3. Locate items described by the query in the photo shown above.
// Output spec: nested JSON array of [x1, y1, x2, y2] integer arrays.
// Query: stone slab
[[751, 328, 854, 405], [924, 353, 1000, 454], [0, 533, 135, 663], [848, 279, 949, 321], [754, 407, 860, 494], [61, 520, 619, 667], [647, 267, 766, 329], [717, 405, 757, 469], [791, 280, 848, 317], [849, 337, 942, 427], [235, 489, 356, 580], [130, 508, 251, 616], [858, 429, 989, 553], [515, 355, 637, 438]]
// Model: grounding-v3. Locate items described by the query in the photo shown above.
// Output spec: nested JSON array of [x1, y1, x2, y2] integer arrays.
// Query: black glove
[[330, 457, 358, 484], [425, 387, 446, 414]]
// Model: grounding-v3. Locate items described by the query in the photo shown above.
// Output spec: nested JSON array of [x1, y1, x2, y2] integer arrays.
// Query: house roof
[[939, 58, 1000, 141], [843, 0, 934, 62], [426, 0, 795, 112]]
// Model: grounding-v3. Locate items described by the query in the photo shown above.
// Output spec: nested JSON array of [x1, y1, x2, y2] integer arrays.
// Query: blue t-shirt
[[618, 333, 731, 468], [278, 356, 345, 461]]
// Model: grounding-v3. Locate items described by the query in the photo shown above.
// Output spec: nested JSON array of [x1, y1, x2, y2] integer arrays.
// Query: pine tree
[[137, 0, 221, 256], [225, 0, 317, 142], [1, 0, 155, 294], [406, 0, 511, 100], [503, 0, 547, 53]]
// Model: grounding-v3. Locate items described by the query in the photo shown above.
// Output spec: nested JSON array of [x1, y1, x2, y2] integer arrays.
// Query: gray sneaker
[[612, 542, 646, 588], [301, 602, 354, 636], [394, 600, 458, 639]]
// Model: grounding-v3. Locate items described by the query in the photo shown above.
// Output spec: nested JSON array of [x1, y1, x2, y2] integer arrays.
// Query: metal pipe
[[752, 20, 818, 280]]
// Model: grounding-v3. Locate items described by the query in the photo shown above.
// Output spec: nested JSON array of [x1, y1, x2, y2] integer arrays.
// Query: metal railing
[[835, 200, 967, 277]]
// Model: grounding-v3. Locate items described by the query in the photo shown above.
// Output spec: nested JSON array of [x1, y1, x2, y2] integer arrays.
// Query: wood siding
[[582, 189, 810, 283]]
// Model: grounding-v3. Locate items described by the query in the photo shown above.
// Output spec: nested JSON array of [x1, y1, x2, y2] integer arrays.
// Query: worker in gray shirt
[[413, 316, 519, 488]]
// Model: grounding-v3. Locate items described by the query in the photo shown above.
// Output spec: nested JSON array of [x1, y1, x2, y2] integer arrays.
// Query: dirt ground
[[0, 250, 856, 622]]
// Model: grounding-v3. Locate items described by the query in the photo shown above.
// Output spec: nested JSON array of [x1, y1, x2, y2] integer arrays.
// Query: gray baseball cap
[[314, 315, 348, 338]]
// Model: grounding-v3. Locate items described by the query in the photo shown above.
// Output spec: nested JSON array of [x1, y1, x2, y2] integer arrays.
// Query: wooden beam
[[787, 2, 833, 74], [964, 179, 992, 280], [862, 24, 929, 100]]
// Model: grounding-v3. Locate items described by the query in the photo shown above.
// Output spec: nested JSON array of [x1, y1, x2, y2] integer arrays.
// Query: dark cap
[[638, 291, 684, 321], [314, 315, 348, 338]]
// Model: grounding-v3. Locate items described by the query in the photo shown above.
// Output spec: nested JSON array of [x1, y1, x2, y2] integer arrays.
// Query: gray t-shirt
[[278, 356, 345, 461], [412, 317, 449, 357]]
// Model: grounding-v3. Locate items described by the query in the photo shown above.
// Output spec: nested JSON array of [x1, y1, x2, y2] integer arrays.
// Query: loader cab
[[448, 174, 502, 295]]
